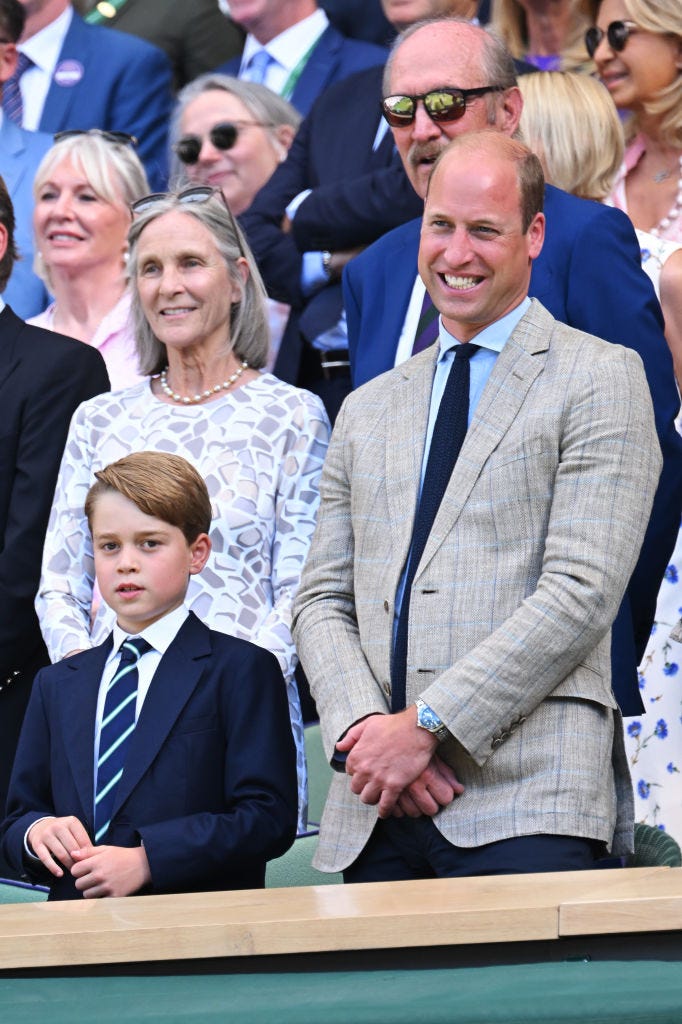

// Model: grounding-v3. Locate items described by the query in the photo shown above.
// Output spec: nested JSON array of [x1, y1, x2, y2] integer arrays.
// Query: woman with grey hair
[[29, 130, 150, 390], [37, 188, 331, 832], [170, 73, 301, 215]]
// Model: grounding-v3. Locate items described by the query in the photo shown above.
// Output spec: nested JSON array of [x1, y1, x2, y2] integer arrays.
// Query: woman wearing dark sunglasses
[[170, 74, 300, 217], [37, 187, 330, 836], [28, 131, 150, 390], [586, 0, 682, 241]]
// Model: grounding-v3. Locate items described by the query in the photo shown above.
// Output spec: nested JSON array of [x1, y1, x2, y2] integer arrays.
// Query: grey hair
[[383, 17, 518, 98], [127, 191, 270, 375], [168, 73, 301, 188]]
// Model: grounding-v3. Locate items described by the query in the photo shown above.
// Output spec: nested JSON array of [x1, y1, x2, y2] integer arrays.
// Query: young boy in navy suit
[[1, 452, 298, 900]]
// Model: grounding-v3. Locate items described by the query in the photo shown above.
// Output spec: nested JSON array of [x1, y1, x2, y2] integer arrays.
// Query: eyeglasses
[[174, 120, 272, 165], [130, 185, 246, 257], [53, 128, 138, 147], [381, 86, 505, 128], [585, 20, 638, 58]]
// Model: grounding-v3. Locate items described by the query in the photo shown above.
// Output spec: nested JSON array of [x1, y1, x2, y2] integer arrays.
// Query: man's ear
[[497, 86, 523, 137], [188, 532, 212, 575], [0, 42, 18, 85]]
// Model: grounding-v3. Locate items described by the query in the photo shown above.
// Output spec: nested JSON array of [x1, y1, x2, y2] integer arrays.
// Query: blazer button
[[382, 681, 391, 697], [491, 736, 503, 749], [383, 599, 389, 613]]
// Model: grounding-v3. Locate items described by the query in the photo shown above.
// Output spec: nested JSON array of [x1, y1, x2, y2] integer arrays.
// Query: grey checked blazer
[[293, 300, 662, 873]]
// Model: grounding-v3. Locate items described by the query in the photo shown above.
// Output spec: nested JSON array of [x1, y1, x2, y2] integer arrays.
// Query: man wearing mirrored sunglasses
[[240, 1, 489, 423], [344, 17, 682, 724]]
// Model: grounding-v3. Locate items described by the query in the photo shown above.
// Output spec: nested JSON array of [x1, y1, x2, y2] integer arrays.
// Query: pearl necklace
[[159, 361, 248, 404], [650, 153, 682, 237]]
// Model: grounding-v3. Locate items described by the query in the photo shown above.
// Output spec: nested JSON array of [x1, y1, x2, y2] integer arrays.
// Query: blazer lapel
[[39, 16, 90, 130], [59, 639, 113, 830], [416, 300, 551, 574], [110, 615, 211, 817], [0, 306, 24, 390], [385, 349, 436, 587]]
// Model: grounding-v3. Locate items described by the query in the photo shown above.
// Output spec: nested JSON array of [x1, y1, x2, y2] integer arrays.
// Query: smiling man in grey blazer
[[293, 132, 662, 882]]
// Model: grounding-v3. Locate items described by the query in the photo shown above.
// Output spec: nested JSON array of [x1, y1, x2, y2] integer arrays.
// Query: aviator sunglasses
[[174, 120, 273, 165], [130, 185, 246, 257], [54, 128, 138, 146], [381, 86, 505, 128], [585, 20, 639, 58]]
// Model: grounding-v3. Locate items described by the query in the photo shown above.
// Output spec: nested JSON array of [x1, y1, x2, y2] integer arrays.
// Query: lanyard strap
[[280, 36, 320, 101], [85, 0, 128, 25]]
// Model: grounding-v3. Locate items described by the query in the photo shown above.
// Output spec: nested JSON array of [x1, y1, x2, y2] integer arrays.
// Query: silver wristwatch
[[415, 697, 450, 743]]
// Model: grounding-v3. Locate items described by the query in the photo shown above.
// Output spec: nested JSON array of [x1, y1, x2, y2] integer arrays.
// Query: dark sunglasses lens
[[176, 136, 201, 164], [585, 26, 601, 57], [210, 123, 239, 151], [608, 21, 631, 50], [424, 90, 466, 122], [383, 95, 416, 126]]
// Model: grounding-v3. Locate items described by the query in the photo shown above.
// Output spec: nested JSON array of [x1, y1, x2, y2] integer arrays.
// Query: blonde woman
[[586, 0, 682, 240], [29, 131, 149, 391]]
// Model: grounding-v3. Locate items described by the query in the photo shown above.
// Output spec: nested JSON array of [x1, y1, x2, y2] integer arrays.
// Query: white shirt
[[17, 6, 73, 131], [239, 8, 328, 98]]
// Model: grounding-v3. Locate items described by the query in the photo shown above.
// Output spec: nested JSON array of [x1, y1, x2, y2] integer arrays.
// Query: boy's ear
[[188, 533, 211, 575]]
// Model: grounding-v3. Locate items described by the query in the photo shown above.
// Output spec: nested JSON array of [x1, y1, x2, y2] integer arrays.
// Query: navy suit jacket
[[218, 23, 386, 116], [36, 12, 173, 190], [344, 186, 682, 717], [1, 612, 298, 899], [0, 118, 52, 319], [0, 305, 109, 876], [240, 64, 422, 386]]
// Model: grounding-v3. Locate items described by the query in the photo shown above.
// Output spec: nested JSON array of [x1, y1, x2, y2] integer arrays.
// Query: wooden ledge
[[0, 867, 678, 971]]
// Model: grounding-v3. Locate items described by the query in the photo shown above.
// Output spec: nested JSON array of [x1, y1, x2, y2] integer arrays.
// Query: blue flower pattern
[[625, 526, 682, 842]]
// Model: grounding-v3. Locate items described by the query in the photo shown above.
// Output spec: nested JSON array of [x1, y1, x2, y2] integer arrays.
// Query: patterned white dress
[[37, 374, 331, 831]]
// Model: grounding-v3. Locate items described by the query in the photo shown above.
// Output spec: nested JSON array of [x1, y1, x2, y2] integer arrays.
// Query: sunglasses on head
[[130, 185, 246, 257], [585, 20, 638, 58], [53, 128, 138, 146], [174, 120, 272, 165], [381, 86, 505, 128]]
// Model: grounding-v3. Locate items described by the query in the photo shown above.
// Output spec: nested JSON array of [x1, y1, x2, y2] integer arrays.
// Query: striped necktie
[[392, 344, 480, 711], [94, 637, 152, 843], [2, 52, 34, 125]]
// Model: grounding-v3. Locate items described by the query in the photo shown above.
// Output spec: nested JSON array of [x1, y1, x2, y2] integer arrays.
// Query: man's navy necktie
[[94, 637, 151, 843], [392, 343, 479, 712]]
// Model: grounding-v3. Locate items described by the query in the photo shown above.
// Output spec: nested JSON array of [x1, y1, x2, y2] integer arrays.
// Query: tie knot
[[453, 343, 480, 361], [247, 49, 273, 83], [118, 636, 152, 666], [14, 51, 33, 77]]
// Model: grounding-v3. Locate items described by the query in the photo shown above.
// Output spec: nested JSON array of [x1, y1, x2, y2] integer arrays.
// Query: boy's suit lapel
[[59, 637, 113, 830], [110, 613, 211, 819]]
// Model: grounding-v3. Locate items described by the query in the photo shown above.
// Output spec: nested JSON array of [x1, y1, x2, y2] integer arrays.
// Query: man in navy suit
[[7, 0, 172, 189], [1, 452, 298, 899], [0, 0, 50, 318], [344, 17, 682, 719], [0, 171, 110, 878], [218, 0, 386, 117], [240, 1, 487, 421]]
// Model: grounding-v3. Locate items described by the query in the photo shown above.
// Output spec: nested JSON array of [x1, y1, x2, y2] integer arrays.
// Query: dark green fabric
[[628, 824, 682, 868], [1, 961, 681, 1023], [0, 881, 47, 904]]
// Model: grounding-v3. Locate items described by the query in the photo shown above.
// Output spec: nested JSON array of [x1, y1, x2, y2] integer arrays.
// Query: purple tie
[[412, 290, 440, 355], [2, 52, 34, 125]]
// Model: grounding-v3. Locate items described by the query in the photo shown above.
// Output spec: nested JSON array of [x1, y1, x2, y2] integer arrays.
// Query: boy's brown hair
[[85, 451, 212, 543]]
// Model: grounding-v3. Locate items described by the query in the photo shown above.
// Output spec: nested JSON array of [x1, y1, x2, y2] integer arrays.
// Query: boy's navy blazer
[[1, 612, 298, 899]]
